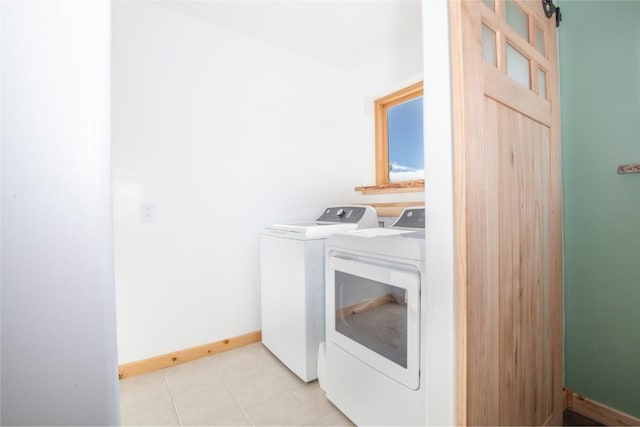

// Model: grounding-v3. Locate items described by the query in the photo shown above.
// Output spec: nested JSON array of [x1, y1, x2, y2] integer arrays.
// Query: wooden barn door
[[450, 0, 563, 425]]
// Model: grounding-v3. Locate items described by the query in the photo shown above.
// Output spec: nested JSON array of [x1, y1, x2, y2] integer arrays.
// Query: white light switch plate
[[140, 203, 156, 223]]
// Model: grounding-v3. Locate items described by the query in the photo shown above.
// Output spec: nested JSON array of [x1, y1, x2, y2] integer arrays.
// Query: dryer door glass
[[327, 255, 420, 390], [335, 271, 408, 368]]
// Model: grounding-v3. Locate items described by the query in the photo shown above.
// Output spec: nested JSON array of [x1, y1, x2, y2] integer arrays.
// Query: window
[[356, 81, 424, 194]]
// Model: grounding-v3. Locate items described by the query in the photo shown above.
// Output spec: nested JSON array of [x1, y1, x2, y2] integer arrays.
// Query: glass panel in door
[[538, 67, 547, 99], [482, 23, 498, 67], [506, 42, 531, 88], [505, 0, 528, 40], [535, 25, 545, 55]]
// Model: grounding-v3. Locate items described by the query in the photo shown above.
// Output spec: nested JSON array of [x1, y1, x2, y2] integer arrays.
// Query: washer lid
[[262, 222, 360, 240]]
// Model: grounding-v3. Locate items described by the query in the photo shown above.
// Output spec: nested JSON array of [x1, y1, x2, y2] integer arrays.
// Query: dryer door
[[327, 254, 420, 390]]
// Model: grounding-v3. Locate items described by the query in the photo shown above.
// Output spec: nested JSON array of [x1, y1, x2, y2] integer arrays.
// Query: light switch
[[140, 203, 156, 223]]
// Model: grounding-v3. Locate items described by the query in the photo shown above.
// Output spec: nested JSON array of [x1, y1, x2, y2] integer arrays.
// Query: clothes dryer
[[324, 207, 426, 426]]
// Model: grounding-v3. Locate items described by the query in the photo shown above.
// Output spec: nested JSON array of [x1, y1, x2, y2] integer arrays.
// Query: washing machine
[[260, 205, 378, 382], [324, 207, 426, 426]]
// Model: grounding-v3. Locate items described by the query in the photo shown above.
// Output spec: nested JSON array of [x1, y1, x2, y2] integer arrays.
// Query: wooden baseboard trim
[[564, 387, 572, 411], [118, 330, 262, 379], [565, 389, 640, 426]]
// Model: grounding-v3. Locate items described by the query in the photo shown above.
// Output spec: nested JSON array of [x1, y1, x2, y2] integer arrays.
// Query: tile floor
[[119, 343, 354, 426]]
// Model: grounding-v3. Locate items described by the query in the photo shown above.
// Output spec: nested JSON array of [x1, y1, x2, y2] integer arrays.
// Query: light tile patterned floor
[[119, 343, 354, 426]]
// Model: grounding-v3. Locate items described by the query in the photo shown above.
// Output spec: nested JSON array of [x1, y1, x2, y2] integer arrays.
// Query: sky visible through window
[[387, 96, 424, 182]]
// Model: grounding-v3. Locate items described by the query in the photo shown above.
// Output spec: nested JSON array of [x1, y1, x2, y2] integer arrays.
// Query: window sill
[[355, 180, 424, 195]]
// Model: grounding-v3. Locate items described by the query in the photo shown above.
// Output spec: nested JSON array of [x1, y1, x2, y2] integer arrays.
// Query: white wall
[[346, 31, 424, 205], [112, 2, 424, 363], [1, 1, 119, 425], [422, 2, 456, 425]]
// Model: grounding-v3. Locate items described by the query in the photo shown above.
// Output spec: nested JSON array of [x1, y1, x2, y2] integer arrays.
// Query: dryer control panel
[[392, 207, 425, 229]]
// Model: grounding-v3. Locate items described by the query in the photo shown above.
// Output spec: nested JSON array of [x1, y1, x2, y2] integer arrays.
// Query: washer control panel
[[316, 206, 367, 223]]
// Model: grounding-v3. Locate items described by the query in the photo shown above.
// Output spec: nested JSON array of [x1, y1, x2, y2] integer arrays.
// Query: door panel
[[451, 0, 563, 425], [496, 102, 553, 426]]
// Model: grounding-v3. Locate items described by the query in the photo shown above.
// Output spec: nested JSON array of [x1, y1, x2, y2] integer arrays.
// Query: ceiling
[[154, 0, 422, 70]]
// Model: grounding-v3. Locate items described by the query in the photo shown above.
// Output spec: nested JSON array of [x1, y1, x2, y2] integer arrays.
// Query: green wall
[[559, 0, 640, 417]]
